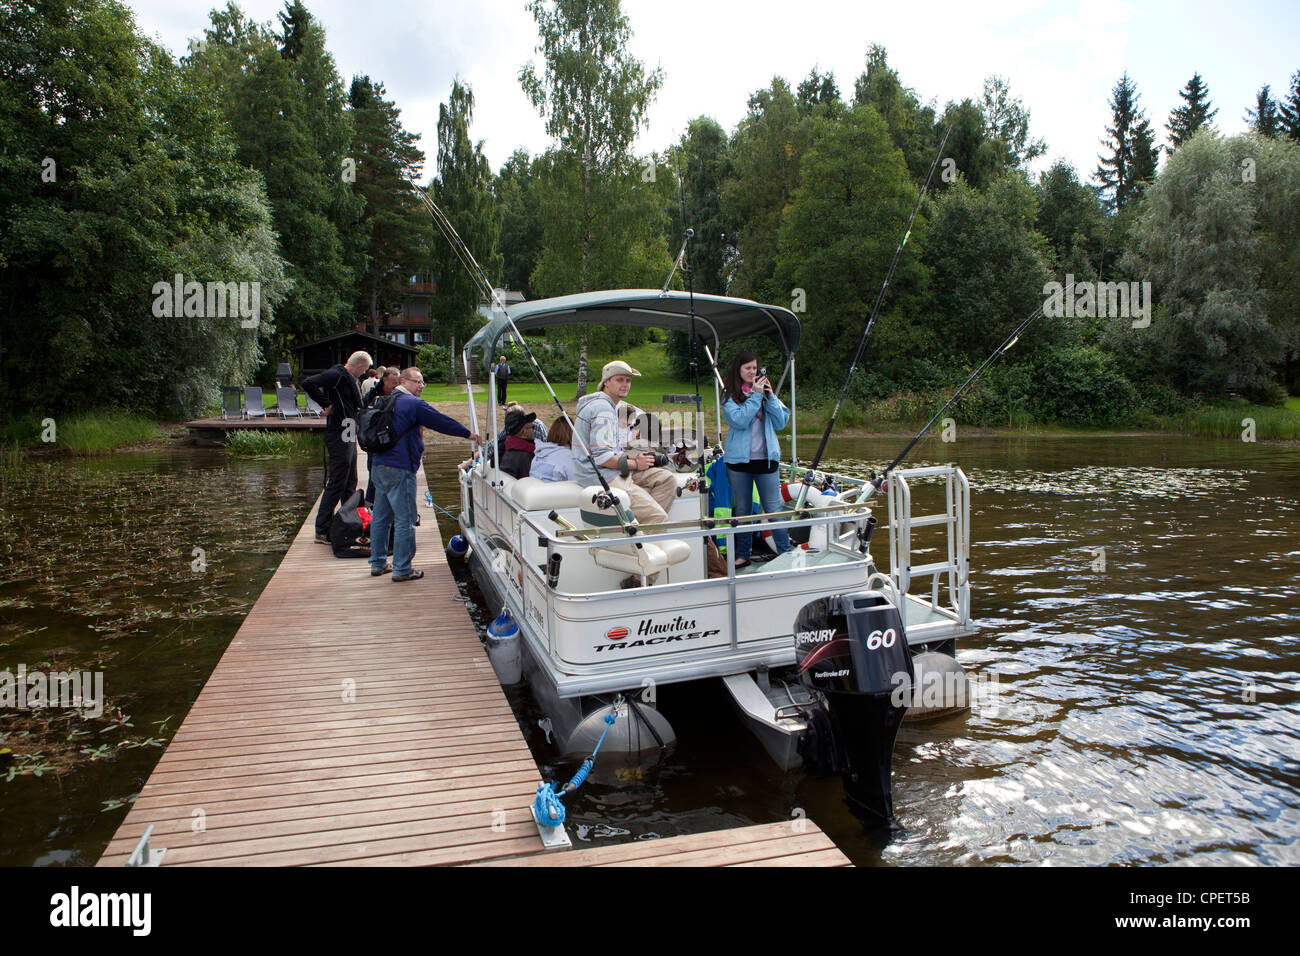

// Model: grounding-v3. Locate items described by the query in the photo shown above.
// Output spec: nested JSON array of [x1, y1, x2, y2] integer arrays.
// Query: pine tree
[[1132, 117, 1160, 187], [347, 75, 427, 334], [1166, 72, 1217, 149], [1245, 85, 1280, 138], [431, 79, 501, 382], [1095, 73, 1157, 211], [1278, 70, 1300, 144]]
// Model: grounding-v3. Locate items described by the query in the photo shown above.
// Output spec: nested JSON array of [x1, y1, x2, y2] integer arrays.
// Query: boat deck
[[98, 447, 850, 867]]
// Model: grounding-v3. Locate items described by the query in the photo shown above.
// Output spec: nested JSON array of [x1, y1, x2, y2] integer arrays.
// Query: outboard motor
[[795, 591, 913, 827]]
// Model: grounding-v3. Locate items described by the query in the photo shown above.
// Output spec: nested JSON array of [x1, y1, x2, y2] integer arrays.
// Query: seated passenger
[[505, 401, 548, 442], [498, 409, 537, 479], [530, 415, 574, 482]]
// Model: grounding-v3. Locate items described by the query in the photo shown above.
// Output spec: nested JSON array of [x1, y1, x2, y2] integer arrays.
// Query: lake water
[[1, 434, 1296, 866]]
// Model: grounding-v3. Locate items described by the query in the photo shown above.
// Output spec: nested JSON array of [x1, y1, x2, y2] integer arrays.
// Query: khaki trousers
[[610, 467, 678, 526]]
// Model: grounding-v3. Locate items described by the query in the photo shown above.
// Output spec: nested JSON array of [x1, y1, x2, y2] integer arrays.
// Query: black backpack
[[330, 490, 369, 558], [357, 392, 411, 453]]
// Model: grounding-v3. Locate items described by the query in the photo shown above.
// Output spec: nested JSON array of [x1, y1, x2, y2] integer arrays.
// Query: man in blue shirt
[[369, 367, 481, 582]]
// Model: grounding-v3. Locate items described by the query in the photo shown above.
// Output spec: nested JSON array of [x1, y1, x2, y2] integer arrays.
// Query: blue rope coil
[[531, 711, 618, 829]]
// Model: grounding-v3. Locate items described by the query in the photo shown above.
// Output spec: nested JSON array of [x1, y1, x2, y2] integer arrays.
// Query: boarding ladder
[[885, 465, 972, 643]]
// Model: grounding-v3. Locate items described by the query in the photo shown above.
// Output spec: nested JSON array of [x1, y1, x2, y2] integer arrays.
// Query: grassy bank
[[224, 429, 321, 457], [0, 411, 166, 456]]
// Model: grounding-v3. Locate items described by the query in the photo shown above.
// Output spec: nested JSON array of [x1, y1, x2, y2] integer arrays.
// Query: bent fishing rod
[[850, 278, 1078, 502], [794, 125, 952, 509], [416, 185, 642, 536]]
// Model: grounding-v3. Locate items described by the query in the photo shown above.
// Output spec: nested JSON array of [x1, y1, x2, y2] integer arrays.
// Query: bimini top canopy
[[464, 289, 800, 374]]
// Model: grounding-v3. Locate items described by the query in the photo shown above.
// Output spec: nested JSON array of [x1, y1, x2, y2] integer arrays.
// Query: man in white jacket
[[571, 361, 676, 524]]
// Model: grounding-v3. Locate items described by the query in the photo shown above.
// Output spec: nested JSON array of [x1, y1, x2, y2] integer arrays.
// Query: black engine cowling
[[795, 592, 913, 826]]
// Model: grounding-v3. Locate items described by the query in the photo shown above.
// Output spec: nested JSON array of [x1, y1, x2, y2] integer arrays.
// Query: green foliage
[[677, 117, 733, 296], [0, 0, 287, 419], [1246, 86, 1281, 138], [1166, 73, 1218, 149], [851, 45, 940, 186], [224, 428, 320, 457], [723, 77, 808, 299], [431, 79, 502, 366], [1035, 161, 1106, 274], [347, 75, 428, 332], [1278, 71, 1300, 144], [981, 76, 1046, 169], [1095, 72, 1159, 211], [496, 149, 542, 298], [922, 174, 1053, 364], [1125, 130, 1295, 398], [415, 343, 452, 384], [773, 104, 926, 390], [520, 0, 666, 394], [58, 412, 161, 455], [187, 2, 359, 353]]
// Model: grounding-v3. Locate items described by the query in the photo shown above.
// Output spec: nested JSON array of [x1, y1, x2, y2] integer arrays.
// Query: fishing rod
[[675, 146, 708, 492], [417, 185, 642, 537], [855, 278, 1079, 501], [794, 125, 953, 509]]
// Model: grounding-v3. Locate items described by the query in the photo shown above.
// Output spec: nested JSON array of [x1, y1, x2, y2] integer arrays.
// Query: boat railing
[[520, 505, 874, 655], [886, 465, 971, 637]]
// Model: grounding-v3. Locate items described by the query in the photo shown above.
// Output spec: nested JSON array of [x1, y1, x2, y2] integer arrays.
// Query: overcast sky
[[124, 0, 1299, 182]]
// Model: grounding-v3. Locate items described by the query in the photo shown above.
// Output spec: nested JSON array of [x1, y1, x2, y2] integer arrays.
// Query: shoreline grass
[[224, 429, 322, 458]]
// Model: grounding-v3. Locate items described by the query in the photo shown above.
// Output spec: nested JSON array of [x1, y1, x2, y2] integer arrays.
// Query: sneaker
[[370, 564, 392, 577], [392, 570, 424, 583], [314, 533, 330, 545]]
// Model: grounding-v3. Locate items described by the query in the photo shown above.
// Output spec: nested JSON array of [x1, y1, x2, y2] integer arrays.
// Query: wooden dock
[[184, 416, 324, 445], [98, 447, 850, 867]]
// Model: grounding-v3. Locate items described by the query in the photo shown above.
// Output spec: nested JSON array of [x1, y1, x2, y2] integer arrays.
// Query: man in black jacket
[[303, 350, 371, 544]]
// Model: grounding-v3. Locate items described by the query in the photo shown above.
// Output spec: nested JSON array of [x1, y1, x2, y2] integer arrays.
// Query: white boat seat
[[575, 485, 692, 579], [511, 477, 586, 511]]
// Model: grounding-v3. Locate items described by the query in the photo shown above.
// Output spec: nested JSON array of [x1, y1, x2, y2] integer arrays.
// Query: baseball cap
[[600, 360, 641, 385]]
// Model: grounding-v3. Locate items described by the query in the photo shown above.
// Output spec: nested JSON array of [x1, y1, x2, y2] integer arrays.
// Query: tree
[[1095, 73, 1159, 211], [186, 2, 357, 355], [347, 75, 427, 334], [797, 67, 842, 119], [852, 44, 940, 185], [520, 0, 663, 395], [721, 77, 806, 301], [1279, 70, 1300, 144], [0, 0, 287, 417], [1124, 130, 1294, 399], [1035, 161, 1106, 278], [922, 175, 1053, 365], [938, 97, 1003, 192], [496, 149, 542, 299], [431, 79, 501, 383], [981, 75, 1046, 168], [772, 104, 929, 387], [677, 117, 732, 296], [1166, 72, 1218, 150], [1246, 85, 1280, 138]]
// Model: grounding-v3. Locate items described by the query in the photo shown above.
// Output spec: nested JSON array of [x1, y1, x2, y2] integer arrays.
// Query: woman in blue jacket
[[721, 351, 791, 568]]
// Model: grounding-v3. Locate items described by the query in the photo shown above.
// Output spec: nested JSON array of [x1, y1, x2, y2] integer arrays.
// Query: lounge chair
[[244, 386, 267, 419], [305, 394, 325, 418], [276, 386, 301, 419], [220, 386, 243, 421]]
